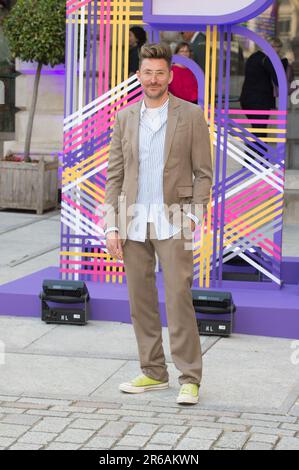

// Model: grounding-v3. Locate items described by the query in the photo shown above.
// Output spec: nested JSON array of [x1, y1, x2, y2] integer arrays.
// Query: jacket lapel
[[129, 101, 142, 163], [163, 94, 180, 166], [128, 94, 180, 166]]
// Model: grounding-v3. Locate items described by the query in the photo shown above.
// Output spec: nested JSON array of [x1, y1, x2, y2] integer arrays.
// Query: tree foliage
[[3, 0, 66, 67]]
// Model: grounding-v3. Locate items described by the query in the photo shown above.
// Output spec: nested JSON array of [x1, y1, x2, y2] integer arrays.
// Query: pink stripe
[[211, 198, 282, 256], [62, 195, 99, 222], [229, 189, 276, 216], [105, 1, 111, 93], [225, 189, 281, 224], [98, 0, 105, 96], [254, 233, 282, 253], [259, 236, 281, 251], [61, 259, 103, 267], [60, 259, 123, 268], [64, 91, 142, 153], [258, 242, 281, 259], [226, 181, 269, 209], [60, 268, 124, 275], [221, 184, 282, 256], [64, 86, 142, 141], [226, 183, 274, 212], [224, 109, 287, 115], [234, 190, 278, 218], [67, 0, 92, 15], [64, 105, 117, 147], [224, 205, 282, 258], [64, 87, 142, 145], [66, 0, 78, 7], [232, 119, 286, 125]]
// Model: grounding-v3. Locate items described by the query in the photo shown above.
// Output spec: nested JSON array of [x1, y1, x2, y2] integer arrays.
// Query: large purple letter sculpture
[[61, 0, 287, 289]]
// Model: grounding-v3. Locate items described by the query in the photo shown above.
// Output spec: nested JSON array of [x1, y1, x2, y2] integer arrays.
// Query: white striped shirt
[[105, 97, 198, 240], [127, 98, 182, 241]]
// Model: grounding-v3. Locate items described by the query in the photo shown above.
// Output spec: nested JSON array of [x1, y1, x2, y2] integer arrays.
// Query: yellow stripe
[[62, 155, 108, 185], [117, 0, 124, 87], [193, 196, 283, 264], [232, 128, 287, 134], [204, 27, 211, 123], [200, 27, 212, 287], [61, 251, 114, 258], [193, 207, 283, 264], [111, 0, 118, 90], [62, 148, 109, 184], [193, 204, 283, 265], [233, 137, 286, 143], [225, 206, 283, 246], [78, 182, 103, 202], [62, 144, 109, 176], [81, 178, 105, 197], [225, 194, 282, 231], [123, 0, 130, 86], [204, 25, 218, 288], [66, 19, 144, 25], [225, 200, 282, 240]]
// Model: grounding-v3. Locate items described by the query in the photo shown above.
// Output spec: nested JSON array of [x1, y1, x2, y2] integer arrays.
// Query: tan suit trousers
[[122, 223, 202, 385]]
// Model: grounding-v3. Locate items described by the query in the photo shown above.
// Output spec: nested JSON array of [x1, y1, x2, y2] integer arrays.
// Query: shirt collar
[[140, 98, 169, 118], [191, 32, 199, 43]]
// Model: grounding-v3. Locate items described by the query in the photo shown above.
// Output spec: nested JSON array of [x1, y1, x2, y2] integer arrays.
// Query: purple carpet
[[0, 258, 299, 339]]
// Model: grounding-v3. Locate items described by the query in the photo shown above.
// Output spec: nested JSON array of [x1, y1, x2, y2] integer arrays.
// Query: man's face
[[177, 46, 191, 58], [137, 59, 173, 100], [129, 31, 137, 48], [182, 32, 194, 42]]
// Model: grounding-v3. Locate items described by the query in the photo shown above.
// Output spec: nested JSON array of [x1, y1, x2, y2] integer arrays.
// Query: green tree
[[3, 0, 66, 161]]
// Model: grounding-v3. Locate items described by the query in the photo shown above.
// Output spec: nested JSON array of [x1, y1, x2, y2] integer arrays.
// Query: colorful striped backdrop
[[61, 1, 287, 288]]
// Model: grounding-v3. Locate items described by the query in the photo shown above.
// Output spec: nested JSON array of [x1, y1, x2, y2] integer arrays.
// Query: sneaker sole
[[119, 382, 169, 394], [176, 395, 199, 405]]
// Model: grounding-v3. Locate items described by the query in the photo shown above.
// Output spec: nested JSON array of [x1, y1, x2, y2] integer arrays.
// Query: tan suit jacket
[[104, 93, 213, 241]]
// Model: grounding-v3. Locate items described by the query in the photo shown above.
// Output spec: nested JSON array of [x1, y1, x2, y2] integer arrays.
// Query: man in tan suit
[[105, 44, 212, 405]]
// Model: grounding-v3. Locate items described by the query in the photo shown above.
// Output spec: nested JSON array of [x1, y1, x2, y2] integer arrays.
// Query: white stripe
[[226, 133, 284, 186], [61, 202, 104, 235], [64, 79, 141, 131], [64, 75, 140, 128], [78, 6, 85, 113], [62, 161, 107, 193], [221, 135, 284, 192]]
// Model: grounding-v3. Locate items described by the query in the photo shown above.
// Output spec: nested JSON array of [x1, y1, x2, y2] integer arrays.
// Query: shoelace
[[181, 385, 193, 395]]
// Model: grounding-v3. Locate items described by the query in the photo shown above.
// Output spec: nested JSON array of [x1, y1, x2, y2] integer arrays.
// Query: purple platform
[[0, 258, 299, 339]]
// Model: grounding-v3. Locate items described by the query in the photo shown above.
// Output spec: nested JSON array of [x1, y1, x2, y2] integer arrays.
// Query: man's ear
[[168, 69, 174, 85], [136, 70, 141, 82]]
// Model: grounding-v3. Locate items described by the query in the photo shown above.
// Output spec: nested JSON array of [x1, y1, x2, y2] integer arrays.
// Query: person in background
[[169, 42, 198, 104], [129, 26, 147, 76], [240, 37, 293, 159], [160, 31, 183, 53], [182, 31, 206, 71], [240, 46, 278, 158], [271, 37, 295, 97]]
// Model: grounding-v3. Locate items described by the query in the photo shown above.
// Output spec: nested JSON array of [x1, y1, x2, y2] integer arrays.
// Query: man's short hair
[[139, 43, 173, 70]]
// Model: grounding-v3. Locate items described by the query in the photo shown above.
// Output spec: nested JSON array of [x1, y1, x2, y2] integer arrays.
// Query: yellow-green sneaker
[[177, 384, 199, 405], [119, 374, 169, 394]]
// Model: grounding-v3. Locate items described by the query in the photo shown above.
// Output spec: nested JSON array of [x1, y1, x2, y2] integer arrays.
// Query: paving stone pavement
[[0, 394, 299, 450], [1, 212, 299, 450]]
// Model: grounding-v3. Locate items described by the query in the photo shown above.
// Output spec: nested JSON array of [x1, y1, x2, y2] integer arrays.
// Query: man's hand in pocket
[[106, 231, 123, 260]]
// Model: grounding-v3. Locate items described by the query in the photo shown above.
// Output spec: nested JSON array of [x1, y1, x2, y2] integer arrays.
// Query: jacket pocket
[[177, 186, 193, 198]]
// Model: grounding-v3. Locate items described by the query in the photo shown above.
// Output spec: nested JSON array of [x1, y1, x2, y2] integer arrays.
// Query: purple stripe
[[69, 14, 75, 116], [91, 0, 98, 102], [85, 1, 92, 105], [218, 25, 232, 287], [143, 0, 273, 26], [212, 26, 225, 286]]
